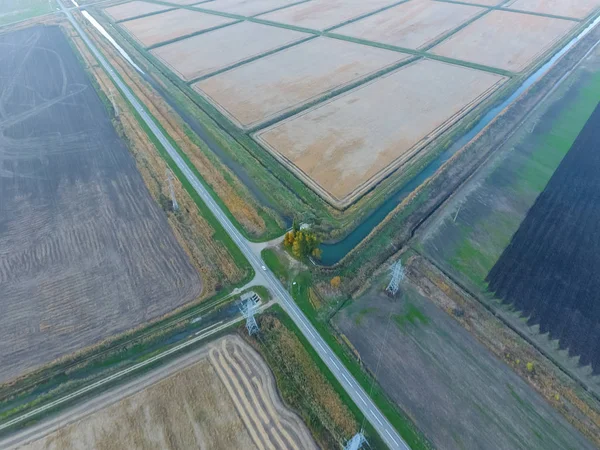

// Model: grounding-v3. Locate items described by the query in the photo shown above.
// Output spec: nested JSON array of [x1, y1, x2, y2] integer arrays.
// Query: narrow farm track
[[58, 1, 409, 448]]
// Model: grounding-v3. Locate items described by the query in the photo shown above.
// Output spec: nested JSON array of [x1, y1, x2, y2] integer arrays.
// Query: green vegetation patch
[[393, 303, 430, 330], [0, 0, 57, 26]]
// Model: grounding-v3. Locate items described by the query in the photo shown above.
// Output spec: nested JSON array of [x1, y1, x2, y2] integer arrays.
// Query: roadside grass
[[261, 248, 290, 282], [289, 272, 432, 450], [0, 0, 58, 26], [245, 305, 388, 449]]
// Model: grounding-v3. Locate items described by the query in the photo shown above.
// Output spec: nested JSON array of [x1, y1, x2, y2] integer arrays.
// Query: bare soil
[[121, 8, 234, 47], [194, 36, 407, 128], [334, 282, 596, 449], [104, 1, 170, 22], [18, 335, 315, 450], [504, 0, 600, 19], [255, 59, 506, 207], [0, 25, 202, 384], [151, 21, 308, 81], [258, 0, 398, 31], [202, 0, 303, 16], [336, 0, 485, 50], [432, 9, 575, 72]]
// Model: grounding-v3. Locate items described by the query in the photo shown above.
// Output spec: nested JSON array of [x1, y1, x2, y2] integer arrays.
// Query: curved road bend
[[59, 2, 409, 448]]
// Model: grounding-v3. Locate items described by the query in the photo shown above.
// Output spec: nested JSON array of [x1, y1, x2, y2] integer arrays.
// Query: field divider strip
[[146, 19, 243, 50], [185, 35, 317, 84], [433, 0, 582, 21], [249, 0, 312, 17], [114, 7, 177, 24], [324, 0, 412, 32]]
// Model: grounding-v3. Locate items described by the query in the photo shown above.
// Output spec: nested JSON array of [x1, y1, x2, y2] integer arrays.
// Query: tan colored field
[[504, 0, 600, 19], [194, 37, 408, 128], [164, 0, 207, 4], [432, 10, 575, 72], [202, 0, 303, 16], [255, 59, 506, 206], [122, 8, 234, 47], [20, 336, 316, 450], [457, 0, 504, 5], [335, 0, 485, 50], [258, 0, 397, 31], [104, 1, 170, 22], [151, 21, 308, 81]]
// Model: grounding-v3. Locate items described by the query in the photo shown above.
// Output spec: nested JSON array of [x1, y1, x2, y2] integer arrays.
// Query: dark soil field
[[487, 102, 600, 373], [335, 284, 595, 450], [0, 25, 202, 384]]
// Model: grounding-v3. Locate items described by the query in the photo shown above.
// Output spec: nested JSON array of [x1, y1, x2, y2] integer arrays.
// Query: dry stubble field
[[202, 0, 303, 16], [151, 21, 309, 81], [121, 8, 234, 48], [258, 0, 397, 31], [19, 336, 316, 450], [335, 0, 485, 50], [255, 59, 506, 206], [503, 0, 600, 19], [0, 25, 201, 384], [432, 9, 575, 72], [193, 37, 408, 128], [104, 1, 171, 22]]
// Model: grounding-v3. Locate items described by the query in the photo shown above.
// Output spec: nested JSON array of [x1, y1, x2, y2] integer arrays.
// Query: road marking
[[342, 373, 351, 384], [386, 429, 401, 446], [374, 415, 383, 426]]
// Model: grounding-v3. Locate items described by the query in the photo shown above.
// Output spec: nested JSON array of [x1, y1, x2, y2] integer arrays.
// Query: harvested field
[[18, 335, 316, 450], [255, 59, 506, 206], [163, 0, 208, 5], [334, 284, 595, 449], [0, 25, 202, 384], [202, 0, 304, 16], [432, 10, 575, 72], [151, 21, 308, 81], [335, 0, 485, 50], [193, 37, 408, 128], [504, 0, 600, 19], [104, 1, 171, 22], [488, 103, 600, 373], [258, 0, 397, 31], [121, 8, 235, 48], [455, 0, 504, 5]]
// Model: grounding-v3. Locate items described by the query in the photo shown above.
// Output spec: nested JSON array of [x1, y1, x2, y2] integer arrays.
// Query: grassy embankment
[[261, 250, 432, 449]]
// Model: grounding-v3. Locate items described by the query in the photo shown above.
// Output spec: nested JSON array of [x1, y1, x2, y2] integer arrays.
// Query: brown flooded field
[[504, 0, 600, 19], [194, 37, 407, 128], [122, 8, 234, 47], [104, 1, 170, 21], [151, 21, 308, 81], [335, 0, 485, 50], [202, 0, 303, 16], [258, 0, 397, 31], [255, 59, 506, 206], [432, 10, 575, 72], [19, 336, 316, 450]]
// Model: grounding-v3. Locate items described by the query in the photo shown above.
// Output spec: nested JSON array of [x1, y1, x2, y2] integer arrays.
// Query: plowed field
[[0, 25, 201, 384], [104, 1, 170, 22]]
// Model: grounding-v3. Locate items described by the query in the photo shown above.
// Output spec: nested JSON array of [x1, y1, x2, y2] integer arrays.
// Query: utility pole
[[386, 260, 405, 297], [344, 431, 367, 450], [166, 169, 179, 211], [240, 292, 260, 336]]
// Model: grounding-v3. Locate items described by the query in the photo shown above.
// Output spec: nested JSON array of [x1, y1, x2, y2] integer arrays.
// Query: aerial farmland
[[0, 25, 202, 383], [19, 336, 317, 450], [102, 0, 595, 208]]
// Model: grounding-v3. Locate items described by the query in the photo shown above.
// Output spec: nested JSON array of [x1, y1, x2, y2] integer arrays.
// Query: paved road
[[59, 2, 409, 448]]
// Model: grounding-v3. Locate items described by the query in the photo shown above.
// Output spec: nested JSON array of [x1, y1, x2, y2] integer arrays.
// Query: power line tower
[[386, 260, 405, 297], [344, 431, 367, 450], [240, 292, 259, 336], [166, 169, 179, 211]]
